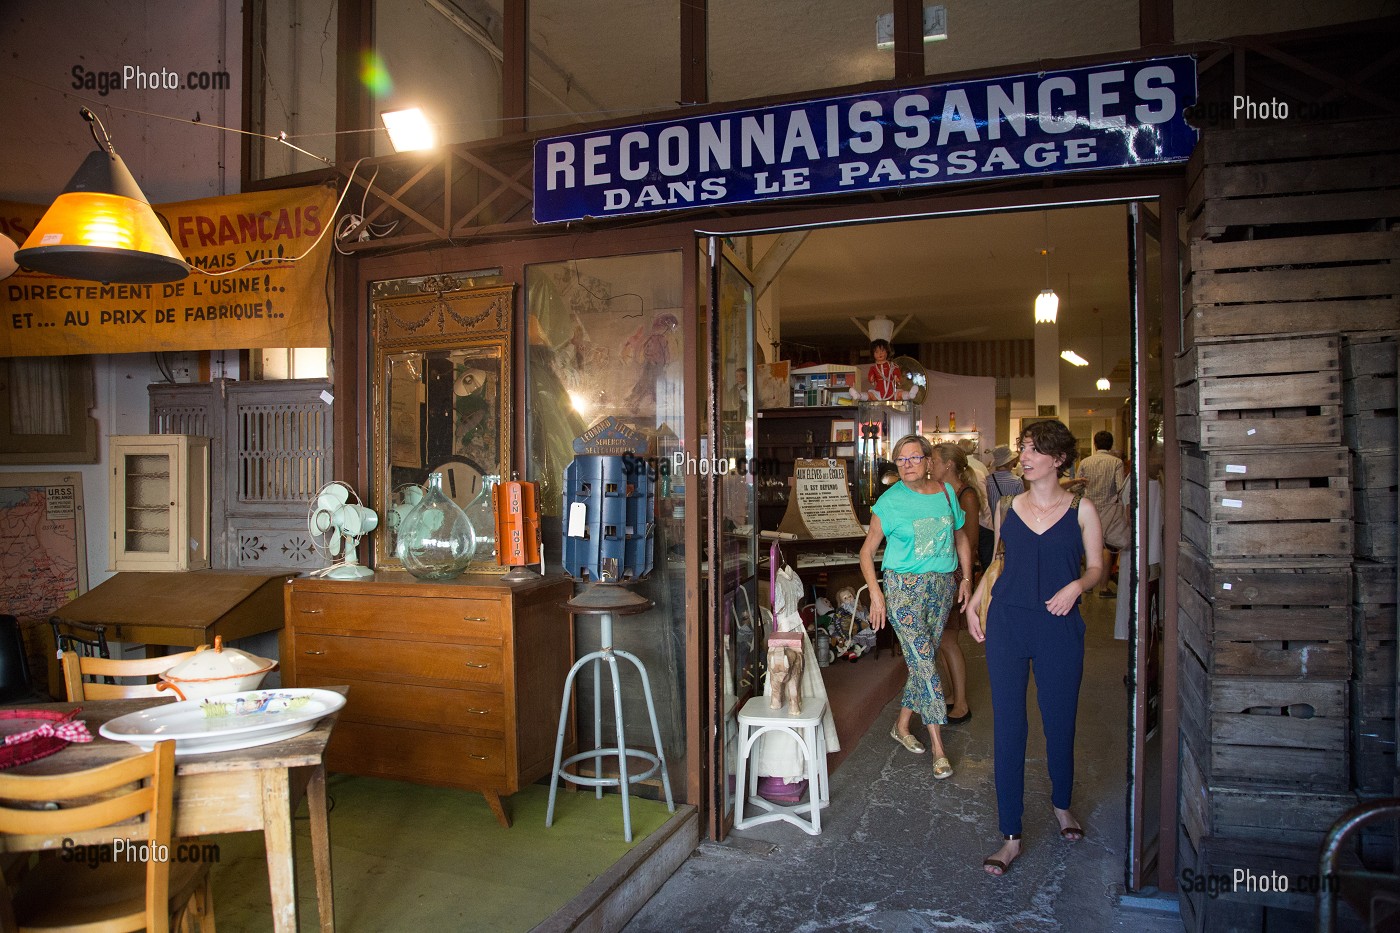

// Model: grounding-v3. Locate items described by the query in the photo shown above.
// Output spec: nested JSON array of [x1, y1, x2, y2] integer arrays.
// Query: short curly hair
[[1019, 420, 1078, 476]]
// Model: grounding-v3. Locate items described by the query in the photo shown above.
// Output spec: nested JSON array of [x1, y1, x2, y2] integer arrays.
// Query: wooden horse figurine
[[767, 630, 805, 715]]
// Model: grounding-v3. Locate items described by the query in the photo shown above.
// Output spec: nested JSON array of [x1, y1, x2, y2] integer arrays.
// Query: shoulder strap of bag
[[992, 494, 1015, 559], [769, 540, 780, 610], [1070, 490, 1084, 510]]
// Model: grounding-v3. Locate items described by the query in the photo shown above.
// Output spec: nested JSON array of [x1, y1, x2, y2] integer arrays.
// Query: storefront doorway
[[700, 197, 1178, 889]]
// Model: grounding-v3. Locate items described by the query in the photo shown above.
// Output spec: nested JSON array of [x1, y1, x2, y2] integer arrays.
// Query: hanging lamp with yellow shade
[[16, 109, 189, 285]]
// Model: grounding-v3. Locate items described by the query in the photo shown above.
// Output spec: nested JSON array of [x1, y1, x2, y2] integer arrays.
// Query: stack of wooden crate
[[1177, 119, 1400, 932], [1344, 335, 1398, 866]]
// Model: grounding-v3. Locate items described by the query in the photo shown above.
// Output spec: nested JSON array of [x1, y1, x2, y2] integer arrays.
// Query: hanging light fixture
[[16, 109, 189, 284], [1033, 210, 1057, 323], [381, 107, 438, 152], [1095, 314, 1111, 391]]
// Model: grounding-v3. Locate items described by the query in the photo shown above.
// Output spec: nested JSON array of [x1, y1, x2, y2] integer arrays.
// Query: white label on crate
[[1221, 498, 1243, 508], [1225, 464, 1247, 474], [1221, 583, 1233, 590], [1246, 428, 1257, 435], [567, 501, 587, 537]]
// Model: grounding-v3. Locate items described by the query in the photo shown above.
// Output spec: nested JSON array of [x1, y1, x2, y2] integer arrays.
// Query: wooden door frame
[[336, 171, 1188, 874]]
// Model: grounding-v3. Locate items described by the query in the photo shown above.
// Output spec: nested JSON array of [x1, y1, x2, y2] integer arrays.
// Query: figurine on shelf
[[856, 339, 919, 402], [862, 339, 902, 401]]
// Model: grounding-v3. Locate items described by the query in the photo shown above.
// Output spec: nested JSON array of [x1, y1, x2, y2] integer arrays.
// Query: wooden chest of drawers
[[282, 572, 575, 827]]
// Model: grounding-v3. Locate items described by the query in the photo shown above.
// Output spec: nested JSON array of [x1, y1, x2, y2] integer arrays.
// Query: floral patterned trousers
[[882, 569, 956, 726]]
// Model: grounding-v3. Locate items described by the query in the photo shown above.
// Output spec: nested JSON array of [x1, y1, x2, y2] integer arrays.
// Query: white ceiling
[[753, 201, 1137, 406]]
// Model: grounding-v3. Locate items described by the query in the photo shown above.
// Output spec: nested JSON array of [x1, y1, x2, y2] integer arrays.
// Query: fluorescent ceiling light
[[381, 107, 437, 152], [876, 5, 948, 49], [1060, 350, 1089, 366]]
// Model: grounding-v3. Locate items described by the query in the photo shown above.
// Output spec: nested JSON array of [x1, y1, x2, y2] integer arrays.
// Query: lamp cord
[[186, 157, 367, 277]]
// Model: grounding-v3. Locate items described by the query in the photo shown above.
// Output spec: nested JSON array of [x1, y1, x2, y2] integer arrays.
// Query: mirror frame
[[371, 283, 515, 571]]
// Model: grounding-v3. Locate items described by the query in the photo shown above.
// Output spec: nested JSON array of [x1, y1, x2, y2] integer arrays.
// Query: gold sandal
[[932, 756, 954, 780], [890, 726, 925, 754]]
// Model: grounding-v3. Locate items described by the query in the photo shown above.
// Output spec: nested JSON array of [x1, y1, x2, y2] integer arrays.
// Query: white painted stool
[[733, 695, 830, 835]]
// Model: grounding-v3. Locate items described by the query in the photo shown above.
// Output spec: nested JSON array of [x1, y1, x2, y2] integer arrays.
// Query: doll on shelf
[[858, 339, 917, 401]]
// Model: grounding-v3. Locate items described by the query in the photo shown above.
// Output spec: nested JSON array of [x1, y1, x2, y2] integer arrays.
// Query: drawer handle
[[462, 615, 488, 622], [465, 707, 490, 715], [304, 650, 326, 656], [468, 753, 490, 761], [464, 661, 489, 669], [300, 608, 324, 614]]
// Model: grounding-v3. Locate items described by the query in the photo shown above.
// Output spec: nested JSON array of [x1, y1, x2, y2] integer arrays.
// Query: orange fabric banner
[[0, 185, 335, 357]]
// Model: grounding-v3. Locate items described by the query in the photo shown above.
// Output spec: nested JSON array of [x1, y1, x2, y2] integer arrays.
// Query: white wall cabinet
[[108, 434, 211, 572]]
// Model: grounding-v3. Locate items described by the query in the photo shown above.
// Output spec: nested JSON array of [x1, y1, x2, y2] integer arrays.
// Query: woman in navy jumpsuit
[[966, 420, 1104, 876]]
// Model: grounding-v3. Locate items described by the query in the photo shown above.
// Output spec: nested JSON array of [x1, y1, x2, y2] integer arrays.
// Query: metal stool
[[734, 694, 830, 835], [546, 592, 675, 842]]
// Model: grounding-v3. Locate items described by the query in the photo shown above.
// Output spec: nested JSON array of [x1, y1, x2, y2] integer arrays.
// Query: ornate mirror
[[372, 282, 514, 571]]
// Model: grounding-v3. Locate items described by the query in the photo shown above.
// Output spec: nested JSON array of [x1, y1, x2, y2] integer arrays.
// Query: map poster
[[0, 472, 87, 622], [777, 459, 865, 539]]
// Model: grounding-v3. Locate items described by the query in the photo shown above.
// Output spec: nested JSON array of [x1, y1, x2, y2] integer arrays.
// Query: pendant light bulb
[[1034, 210, 1057, 323], [1095, 314, 1108, 391]]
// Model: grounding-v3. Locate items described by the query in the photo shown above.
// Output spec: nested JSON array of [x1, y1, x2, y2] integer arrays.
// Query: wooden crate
[[1180, 644, 1350, 790], [1181, 445, 1352, 561], [1176, 335, 1342, 448], [1177, 824, 1334, 933], [1352, 559, 1398, 793], [1184, 232, 1400, 347], [1343, 332, 1399, 383], [1356, 792, 1400, 867], [1185, 119, 1400, 240], [1354, 712, 1397, 794], [1178, 543, 1352, 678], [1343, 332, 1399, 459], [1354, 449, 1398, 497]]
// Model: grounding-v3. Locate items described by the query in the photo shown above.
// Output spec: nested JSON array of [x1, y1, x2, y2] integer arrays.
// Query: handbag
[[978, 494, 1015, 627], [1099, 476, 1131, 551]]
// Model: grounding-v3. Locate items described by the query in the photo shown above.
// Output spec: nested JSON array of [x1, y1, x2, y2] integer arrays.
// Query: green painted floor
[[209, 774, 674, 932]]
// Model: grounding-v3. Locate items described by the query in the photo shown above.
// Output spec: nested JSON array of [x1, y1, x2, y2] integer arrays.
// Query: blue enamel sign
[[534, 55, 1197, 224]]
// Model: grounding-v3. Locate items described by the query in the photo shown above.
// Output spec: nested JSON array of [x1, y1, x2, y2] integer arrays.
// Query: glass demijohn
[[466, 474, 500, 567], [398, 472, 477, 580]]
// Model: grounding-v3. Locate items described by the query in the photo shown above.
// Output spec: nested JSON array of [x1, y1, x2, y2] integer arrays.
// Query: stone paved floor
[[626, 594, 1186, 932]]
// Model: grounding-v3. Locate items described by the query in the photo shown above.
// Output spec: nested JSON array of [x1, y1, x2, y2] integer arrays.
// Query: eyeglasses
[[896, 455, 925, 466]]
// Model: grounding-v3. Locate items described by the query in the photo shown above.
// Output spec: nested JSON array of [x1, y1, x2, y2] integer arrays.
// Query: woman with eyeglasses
[[966, 420, 1104, 877], [859, 434, 974, 780]]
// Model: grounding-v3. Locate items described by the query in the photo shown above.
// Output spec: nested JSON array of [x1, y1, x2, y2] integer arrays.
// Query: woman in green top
[[859, 434, 974, 779]]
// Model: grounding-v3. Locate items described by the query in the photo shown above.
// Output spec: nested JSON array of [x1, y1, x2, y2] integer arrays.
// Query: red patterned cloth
[[3, 719, 92, 746], [0, 708, 90, 770]]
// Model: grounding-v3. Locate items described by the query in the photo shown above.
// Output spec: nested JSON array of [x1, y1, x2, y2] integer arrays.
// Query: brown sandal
[[983, 834, 1021, 876]]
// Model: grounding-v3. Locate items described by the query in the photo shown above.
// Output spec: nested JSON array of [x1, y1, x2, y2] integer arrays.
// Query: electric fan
[[892, 355, 929, 406], [306, 481, 379, 579], [385, 482, 425, 559]]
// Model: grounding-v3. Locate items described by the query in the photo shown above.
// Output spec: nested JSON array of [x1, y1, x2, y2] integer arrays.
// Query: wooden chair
[[0, 740, 215, 933], [59, 650, 199, 702], [0, 616, 47, 704]]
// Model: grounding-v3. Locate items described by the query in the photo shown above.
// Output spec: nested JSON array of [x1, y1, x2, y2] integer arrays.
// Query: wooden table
[[0, 691, 343, 933], [50, 570, 289, 648]]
